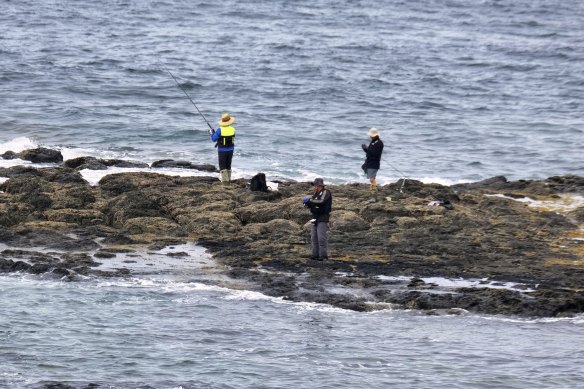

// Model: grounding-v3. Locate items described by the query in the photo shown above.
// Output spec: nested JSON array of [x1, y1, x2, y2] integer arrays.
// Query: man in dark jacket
[[361, 127, 384, 194], [303, 178, 332, 261]]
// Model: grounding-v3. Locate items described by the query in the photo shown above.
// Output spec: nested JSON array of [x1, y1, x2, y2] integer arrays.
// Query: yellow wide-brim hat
[[218, 113, 235, 126]]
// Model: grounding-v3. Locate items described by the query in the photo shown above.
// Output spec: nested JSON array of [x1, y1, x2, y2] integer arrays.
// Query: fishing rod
[[162, 65, 215, 133], [382, 157, 408, 193]]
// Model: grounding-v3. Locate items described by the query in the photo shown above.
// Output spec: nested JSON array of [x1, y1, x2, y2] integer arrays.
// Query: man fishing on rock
[[164, 68, 236, 184], [361, 127, 384, 194], [210, 113, 236, 184]]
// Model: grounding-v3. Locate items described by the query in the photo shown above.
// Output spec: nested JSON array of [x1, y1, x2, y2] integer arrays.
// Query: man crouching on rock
[[303, 178, 333, 261]]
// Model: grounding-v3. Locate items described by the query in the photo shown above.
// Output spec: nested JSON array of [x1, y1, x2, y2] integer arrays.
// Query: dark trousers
[[311, 221, 328, 259], [218, 151, 233, 170]]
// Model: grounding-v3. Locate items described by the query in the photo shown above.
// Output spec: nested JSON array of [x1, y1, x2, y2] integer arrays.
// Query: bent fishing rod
[[382, 157, 408, 193], [163, 66, 215, 133]]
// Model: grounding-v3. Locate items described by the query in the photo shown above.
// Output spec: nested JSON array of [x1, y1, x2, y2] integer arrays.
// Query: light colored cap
[[368, 127, 380, 137]]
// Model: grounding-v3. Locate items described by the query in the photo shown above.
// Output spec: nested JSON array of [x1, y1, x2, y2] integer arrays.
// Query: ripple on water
[[1, 271, 584, 388]]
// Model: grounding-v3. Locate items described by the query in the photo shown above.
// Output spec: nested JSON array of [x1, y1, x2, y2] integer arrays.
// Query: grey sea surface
[[1, 1, 584, 388], [1, 271, 583, 389], [0, 0, 583, 184]]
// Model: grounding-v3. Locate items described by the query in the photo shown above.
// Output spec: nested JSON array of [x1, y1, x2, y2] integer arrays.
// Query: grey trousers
[[311, 221, 328, 258]]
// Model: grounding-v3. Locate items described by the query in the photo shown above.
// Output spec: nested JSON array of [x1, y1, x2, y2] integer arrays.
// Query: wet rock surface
[[14, 147, 64, 163], [63, 156, 150, 171], [0, 150, 583, 317], [151, 159, 218, 172]]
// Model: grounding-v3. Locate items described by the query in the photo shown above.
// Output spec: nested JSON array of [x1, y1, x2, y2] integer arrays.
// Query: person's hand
[[303, 197, 310, 204], [208, 128, 214, 135], [361, 143, 367, 151]]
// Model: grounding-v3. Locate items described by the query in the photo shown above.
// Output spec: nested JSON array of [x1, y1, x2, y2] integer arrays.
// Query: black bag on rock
[[250, 173, 268, 192]]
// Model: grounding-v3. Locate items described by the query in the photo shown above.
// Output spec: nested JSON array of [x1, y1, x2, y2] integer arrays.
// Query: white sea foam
[[223, 289, 283, 301], [59, 145, 120, 161], [294, 168, 331, 184], [421, 276, 535, 292], [79, 166, 213, 185], [91, 276, 294, 308], [417, 176, 474, 186], [0, 136, 38, 153], [0, 158, 34, 169], [479, 313, 584, 324], [93, 242, 213, 272], [105, 275, 356, 313], [0, 137, 488, 188], [94, 278, 229, 294], [350, 172, 474, 187], [78, 164, 285, 189], [485, 194, 584, 213], [291, 301, 355, 314], [226, 290, 356, 313], [377, 275, 535, 292]]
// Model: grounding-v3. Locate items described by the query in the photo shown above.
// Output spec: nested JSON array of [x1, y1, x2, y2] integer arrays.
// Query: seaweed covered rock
[[0, 164, 581, 317]]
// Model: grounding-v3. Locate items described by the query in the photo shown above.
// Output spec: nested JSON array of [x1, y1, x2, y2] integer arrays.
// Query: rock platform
[[1, 148, 583, 317]]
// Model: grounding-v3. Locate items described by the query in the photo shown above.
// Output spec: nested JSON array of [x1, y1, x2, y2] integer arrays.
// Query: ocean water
[[1, 1, 584, 387], [0, 0, 583, 185], [1, 272, 583, 389]]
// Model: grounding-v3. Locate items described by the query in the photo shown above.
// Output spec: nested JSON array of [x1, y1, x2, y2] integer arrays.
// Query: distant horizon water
[[1, 0, 583, 186]]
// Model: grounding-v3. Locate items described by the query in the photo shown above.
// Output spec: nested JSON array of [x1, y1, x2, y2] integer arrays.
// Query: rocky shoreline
[[1, 147, 583, 317]]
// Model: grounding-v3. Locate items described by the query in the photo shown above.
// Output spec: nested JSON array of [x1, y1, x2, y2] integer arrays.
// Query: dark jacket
[[307, 188, 332, 223], [362, 137, 384, 170]]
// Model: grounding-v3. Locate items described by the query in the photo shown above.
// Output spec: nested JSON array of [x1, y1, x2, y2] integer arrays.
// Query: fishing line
[[382, 157, 408, 193]]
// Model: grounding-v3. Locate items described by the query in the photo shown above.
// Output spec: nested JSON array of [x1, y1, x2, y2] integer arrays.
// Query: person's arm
[[211, 128, 221, 142], [308, 189, 330, 205]]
